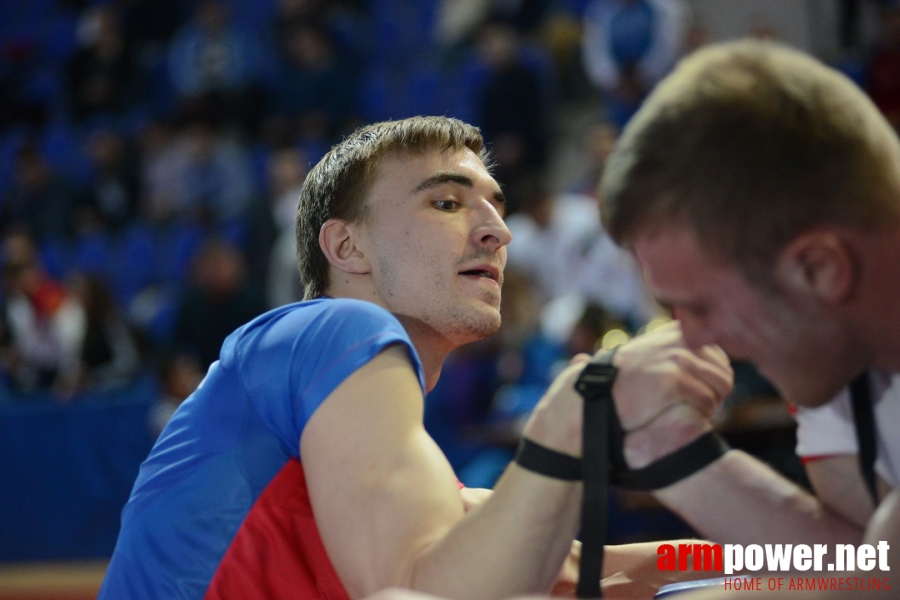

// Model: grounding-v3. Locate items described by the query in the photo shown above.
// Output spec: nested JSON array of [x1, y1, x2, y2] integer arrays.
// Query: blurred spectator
[[172, 240, 266, 368], [491, 268, 565, 391], [581, 0, 688, 128], [867, 3, 900, 130], [572, 120, 618, 195], [274, 0, 332, 43], [476, 21, 550, 189], [136, 118, 189, 223], [575, 222, 652, 325], [0, 43, 52, 132], [78, 128, 140, 232], [150, 352, 205, 434], [2, 145, 76, 242], [167, 0, 267, 136], [66, 5, 136, 124], [538, 8, 591, 101], [274, 0, 360, 46], [263, 148, 308, 308], [565, 302, 616, 356], [489, 0, 554, 35], [176, 121, 255, 229], [185, 121, 254, 224], [840, 0, 895, 52], [273, 0, 364, 70], [0, 231, 86, 395], [434, 0, 491, 49], [121, 0, 184, 65], [505, 177, 651, 325], [435, 0, 553, 49], [423, 332, 502, 479], [68, 274, 141, 391], [270, 24, 354, 144], [270, 149, 307, 236], [504, 179, 596, 303]]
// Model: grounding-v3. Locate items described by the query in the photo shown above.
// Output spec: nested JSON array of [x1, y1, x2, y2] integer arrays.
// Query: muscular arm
[[462, 488, 707, 595], [302, 322, 734, 599], [670, 490, 900, 599], [460, 488, 705, 597], [805, 454, 892, 528], [301, 345, 583, 600], [658, 450, 863, 545], [624, 405, 864, 547]]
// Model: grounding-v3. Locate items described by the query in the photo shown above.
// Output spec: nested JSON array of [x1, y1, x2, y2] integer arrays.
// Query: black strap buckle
[[577, 350, 617, 599], [574, 349, 731, 598]]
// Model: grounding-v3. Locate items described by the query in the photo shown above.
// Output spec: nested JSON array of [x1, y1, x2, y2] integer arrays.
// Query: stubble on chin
[[441, 303, 502, 347]]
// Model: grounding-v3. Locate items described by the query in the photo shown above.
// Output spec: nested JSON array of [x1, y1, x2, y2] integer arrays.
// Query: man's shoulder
[[220, 298, 410, 370], [283, 298, 405, 341], [310, 297, 399, 321], [235, 298, 400, 340]]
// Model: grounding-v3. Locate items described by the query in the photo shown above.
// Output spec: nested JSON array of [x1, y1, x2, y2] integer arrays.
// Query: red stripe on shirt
[[205, 458, 350, 600]]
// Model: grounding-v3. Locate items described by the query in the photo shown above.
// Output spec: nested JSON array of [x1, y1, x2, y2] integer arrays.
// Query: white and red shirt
[[794, 370, 900, 489]]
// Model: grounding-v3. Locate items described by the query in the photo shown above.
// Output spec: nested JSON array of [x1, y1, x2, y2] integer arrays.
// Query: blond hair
[[296, 116, 491, 299], [602, 40, 900, 280]]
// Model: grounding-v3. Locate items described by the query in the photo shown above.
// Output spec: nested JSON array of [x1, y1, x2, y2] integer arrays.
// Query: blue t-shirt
[[100, 298, 424, 599]]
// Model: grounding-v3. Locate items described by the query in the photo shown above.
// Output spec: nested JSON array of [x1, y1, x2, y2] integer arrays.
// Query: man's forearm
[[654, 450, 863, 546], [667, 490, 899, 599], [621, 404, 862, 547]]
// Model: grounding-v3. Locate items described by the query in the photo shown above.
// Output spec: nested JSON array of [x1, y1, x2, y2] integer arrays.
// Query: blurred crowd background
[[2, 0, 900, 569]]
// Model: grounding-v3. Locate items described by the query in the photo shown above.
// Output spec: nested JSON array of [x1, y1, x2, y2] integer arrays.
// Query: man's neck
[[391, 314, 455, 393], [856, 224, 900, 372], [324, 286, 455, 392]]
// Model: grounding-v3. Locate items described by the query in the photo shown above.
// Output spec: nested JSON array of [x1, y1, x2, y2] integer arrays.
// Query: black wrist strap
[[850, 371, 879, 507], [610, 431, 731, 491], [513, 421, 729, 492], [576, 350, 617, 599], [573, 349, 731, 598], [514, 437, 582, 481]]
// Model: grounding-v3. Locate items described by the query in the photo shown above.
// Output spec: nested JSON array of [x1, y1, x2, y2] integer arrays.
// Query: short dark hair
[[296, 116, 491, 300], [601, 40, 900, 283]]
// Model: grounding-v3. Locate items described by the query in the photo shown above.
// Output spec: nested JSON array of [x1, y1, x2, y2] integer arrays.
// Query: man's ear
[[319, 218, 371, 275], [776, 230, 857, 304]]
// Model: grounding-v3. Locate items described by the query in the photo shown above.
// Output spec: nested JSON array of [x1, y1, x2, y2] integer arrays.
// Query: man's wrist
[[521, 401, 582, 457], [521, 362, 587, 457], [623, 404, 713, 469]]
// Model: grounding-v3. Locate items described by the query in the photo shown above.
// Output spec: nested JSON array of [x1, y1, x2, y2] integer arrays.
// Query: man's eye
[[433, 200, 459, 211]]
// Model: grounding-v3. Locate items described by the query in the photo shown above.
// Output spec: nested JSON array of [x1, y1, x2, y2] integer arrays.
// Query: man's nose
[[474, 202, 512, 251]]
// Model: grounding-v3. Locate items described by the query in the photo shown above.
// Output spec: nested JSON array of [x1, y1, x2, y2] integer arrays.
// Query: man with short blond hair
[[600, 39, 900, 598], [101, 116, 731, 599]]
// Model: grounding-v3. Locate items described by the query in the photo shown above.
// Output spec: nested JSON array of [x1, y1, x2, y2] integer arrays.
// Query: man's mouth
[[459, 269, 496, 280], [458, 262, 501, 283]]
